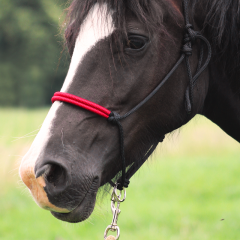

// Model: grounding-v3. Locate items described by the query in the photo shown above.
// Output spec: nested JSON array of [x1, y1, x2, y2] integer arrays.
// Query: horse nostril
[[35, 162, 68, 189], [30, 161, 71, 213], [46, 164, 66, 187], [35, 164, 51, 179]]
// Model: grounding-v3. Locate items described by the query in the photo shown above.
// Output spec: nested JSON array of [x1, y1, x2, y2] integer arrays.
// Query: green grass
[[0, 108, 240, 240]]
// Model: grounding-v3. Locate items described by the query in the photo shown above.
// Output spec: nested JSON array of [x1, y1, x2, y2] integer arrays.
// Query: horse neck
[[192, 0, 240, 143]]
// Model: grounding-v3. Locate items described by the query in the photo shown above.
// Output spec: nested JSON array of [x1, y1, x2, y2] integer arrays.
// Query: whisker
[[11, 134, 38, 142], [12, 128, 40, 138]]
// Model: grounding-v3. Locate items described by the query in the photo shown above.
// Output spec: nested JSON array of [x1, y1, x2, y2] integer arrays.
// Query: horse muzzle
[[19, 153, 100, 222]]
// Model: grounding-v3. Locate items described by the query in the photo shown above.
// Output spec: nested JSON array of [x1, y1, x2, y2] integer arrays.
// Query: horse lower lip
[[50, 178, 99, 223]]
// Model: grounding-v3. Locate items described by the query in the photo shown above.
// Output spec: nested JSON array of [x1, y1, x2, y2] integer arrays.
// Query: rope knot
[[117, 178, 130, 190], [185, 24, 197, 42], [181, 24, 199, 56], [182, 42, 193, 56], [108, 111, 121, 124]]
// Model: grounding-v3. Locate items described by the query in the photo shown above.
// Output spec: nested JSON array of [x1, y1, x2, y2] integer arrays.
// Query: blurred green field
[[0, 108, 240, 240]]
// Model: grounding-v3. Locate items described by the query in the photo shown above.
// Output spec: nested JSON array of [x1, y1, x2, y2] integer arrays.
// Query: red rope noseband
[[51, 92, 111, 119]]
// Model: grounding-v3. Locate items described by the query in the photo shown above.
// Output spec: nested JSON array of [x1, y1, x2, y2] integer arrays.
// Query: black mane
[[192, 0, 240, 72]]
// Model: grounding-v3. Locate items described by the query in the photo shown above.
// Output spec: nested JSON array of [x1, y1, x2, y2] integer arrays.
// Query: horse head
[[19, 0, 210, 223]]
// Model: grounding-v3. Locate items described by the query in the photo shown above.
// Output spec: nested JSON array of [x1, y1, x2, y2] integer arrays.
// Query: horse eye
[[126, 35, 149, 51]]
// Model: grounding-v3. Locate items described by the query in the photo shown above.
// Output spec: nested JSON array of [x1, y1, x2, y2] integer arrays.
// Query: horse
[[19, 0, 240, 224]]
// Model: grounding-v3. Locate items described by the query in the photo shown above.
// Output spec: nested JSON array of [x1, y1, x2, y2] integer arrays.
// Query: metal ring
[[104, 225, 120, 240], [112, 186, 126, 202]]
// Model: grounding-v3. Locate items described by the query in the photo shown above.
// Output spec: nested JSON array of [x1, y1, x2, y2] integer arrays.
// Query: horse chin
[[51, 177, 99, 223]]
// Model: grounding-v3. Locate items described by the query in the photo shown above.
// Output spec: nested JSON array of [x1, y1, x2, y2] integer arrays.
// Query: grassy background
[[0, 108, 240, 240]]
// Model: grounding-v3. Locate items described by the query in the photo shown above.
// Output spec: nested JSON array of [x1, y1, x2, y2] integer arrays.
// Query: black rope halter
[[53, 0, 212, 191], [107, 0, 212, 190]]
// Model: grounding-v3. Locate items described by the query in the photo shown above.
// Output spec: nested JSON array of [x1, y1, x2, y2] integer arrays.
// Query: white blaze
[[61, 3, 115, 92], [20, 101, 61, 173], [20, 3, 115, 181]]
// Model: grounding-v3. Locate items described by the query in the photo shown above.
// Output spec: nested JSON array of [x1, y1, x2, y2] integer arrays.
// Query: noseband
[[52, 0, 211, 191]]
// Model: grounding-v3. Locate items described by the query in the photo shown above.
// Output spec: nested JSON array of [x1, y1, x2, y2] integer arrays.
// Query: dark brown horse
[[20, 0, 240, 223]]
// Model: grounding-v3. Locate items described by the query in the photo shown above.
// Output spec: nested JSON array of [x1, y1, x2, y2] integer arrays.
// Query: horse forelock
[[63, 0, 182, 56]]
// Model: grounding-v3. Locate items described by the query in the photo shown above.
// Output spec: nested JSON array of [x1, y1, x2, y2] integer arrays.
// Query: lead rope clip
[[104, 185, 126, 240]]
